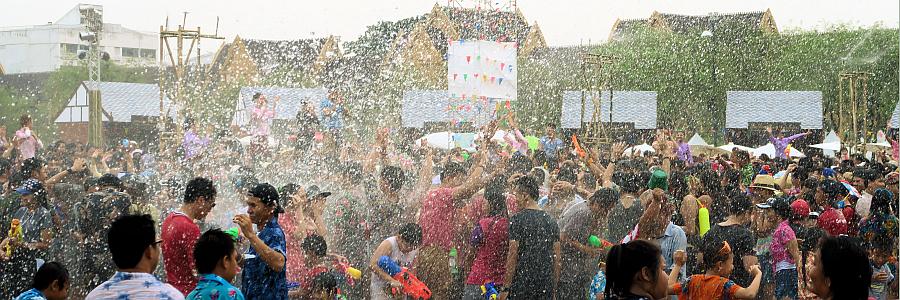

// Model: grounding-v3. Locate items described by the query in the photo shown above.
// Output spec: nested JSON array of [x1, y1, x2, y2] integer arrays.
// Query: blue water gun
[[481, 281, 499, 300]]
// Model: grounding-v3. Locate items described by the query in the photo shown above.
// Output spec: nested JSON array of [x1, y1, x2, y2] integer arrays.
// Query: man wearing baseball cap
[[234, 182, 287, 299], [0, 178, 54, 295]]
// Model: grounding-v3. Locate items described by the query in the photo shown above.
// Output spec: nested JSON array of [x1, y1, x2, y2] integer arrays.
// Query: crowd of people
[[0, 90, 898, 300]]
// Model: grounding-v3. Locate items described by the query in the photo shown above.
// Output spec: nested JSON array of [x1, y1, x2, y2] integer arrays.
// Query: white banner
[[447, 40, 517, 101]]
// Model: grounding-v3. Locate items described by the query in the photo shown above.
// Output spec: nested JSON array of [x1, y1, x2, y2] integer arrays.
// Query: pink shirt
[[770, 220, 796, 272], [250, 106, 275, 137], [419, 187, 457, 250], [465, 216, 509, 285], [280, 211, 317, 283], [14, 128, 42, 160]]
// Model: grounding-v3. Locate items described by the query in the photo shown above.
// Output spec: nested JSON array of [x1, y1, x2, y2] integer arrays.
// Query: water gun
[[481, 282, 499, 300], [377, 256, 432, 299], [6, 219, 22, 257], [588, 235, 614, 251]]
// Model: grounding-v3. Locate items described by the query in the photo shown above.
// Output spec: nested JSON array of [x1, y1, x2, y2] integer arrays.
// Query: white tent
[[753, 143, 806, 158], [687, 133, 728, 156], [623, 143, 655, 156], [821, 130, 841, 158], [718, 143, 755, 153], [810, 142, 841, 151]]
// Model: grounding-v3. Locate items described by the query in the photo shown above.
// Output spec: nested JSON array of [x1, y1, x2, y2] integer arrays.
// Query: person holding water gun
[[558, 188, 619, 299], [369, 223, 425, 300]]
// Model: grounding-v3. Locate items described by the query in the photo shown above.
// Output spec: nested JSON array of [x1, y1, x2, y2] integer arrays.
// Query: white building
[[0, 4, 158, 74]]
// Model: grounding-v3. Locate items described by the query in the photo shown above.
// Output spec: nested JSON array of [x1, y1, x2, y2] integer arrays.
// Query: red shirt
[[465, 216, 509, 285], [818, 208, 849, 236], [419, 187, 457, 250], [161, 212, 200, 295]]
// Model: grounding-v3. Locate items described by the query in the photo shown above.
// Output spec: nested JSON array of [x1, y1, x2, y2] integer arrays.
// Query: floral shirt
[[589, 270, 606, 300], [15, 288, 46, 300], [86, 272, 184, 300], [187, 274, 245, 300], [859, 213, 899, 246]]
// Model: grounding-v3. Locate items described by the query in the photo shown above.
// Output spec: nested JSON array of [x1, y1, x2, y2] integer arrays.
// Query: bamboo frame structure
[[837, 71, 873, 152]]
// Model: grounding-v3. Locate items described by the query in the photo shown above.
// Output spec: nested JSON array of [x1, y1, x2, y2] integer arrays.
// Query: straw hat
[[750, 174, 777, 191]]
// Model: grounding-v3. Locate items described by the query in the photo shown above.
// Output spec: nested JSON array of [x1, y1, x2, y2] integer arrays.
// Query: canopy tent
[[753, 143, 805, 158], [810, 142, 841, 151], [687, 133, 728, 156], [821, 130, 841, 158], [717, 143, 755, 153], [623, 143, 655, 156]]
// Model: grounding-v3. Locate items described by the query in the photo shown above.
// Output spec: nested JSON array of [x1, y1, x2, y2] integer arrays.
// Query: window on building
[[122, 47, 140, 57], [60, 43, 88, 54], [140, 49, 156, 59]]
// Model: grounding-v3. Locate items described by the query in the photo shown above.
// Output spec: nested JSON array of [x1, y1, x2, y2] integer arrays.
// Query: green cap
[[225, 227, 240, 240], [648, 169, 668, 191]]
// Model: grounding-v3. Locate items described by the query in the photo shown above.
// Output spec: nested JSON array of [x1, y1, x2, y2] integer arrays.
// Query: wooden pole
[[88, 90, 104, 147]]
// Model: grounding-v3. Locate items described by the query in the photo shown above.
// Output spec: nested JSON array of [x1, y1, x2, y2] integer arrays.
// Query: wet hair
[[514, 175, 540, 201], [772, 196, 794, 220], [818, 236, 872, 300], [546, 123, 557, 129], [280, 183, 302, 202], [252, 92, 263, 101], [732, 149, 750, 162], [484, 182, 508, 217], [819, 179, 846, 203], [184, 177, 216, 204], [701, 240, 732, 270], [20, 114, 31, 126], [398, 223, 422, 246], [108, 214, 156, 269], [556, 164, 578, 184], [380, 166, 404, 192], [870, 188, 893, 215], [590, 187, 619, 208], [32, 261, 68, 291], [507, 154, 534, 175], [20, 157, 45, 178], [581, 172, 597, 190], [612, 171, 640, 194], [0, 158, 11, 176], [529, 168, 546, 185], [802, 178, 819, 191], [302, 235, 328, 257], [194, 228, 236, 274], [604, 240, 662, 299], [440, 162, 466, 179], [729, 193, 752, 216]]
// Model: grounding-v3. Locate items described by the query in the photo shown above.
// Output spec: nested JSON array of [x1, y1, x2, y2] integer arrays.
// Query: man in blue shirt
[[320, 90, 346, 147], [539, 123, 564, 169], [188, 229, 245, 300], [234, 183, 287, 299]]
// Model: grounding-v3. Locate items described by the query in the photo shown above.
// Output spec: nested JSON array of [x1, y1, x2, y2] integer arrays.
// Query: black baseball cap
[[248, 183, 284, 213], [305, 185, 332, 199], [98, 173, 122, 187]]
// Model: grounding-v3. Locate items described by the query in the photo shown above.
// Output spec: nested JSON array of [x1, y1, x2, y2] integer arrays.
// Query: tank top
[[370, 236, 418, 300]]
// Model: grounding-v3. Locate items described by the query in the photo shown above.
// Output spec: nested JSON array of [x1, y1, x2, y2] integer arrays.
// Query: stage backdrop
[[446, 40, 517, 125]]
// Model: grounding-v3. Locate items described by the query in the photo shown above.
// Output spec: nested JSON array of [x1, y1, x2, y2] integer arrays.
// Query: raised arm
[[784, 131, 811, 143], [235, 215, 286, 272]]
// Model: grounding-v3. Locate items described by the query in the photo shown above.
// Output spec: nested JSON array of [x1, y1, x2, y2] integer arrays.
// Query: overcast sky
[[3, 0, 898, 48]]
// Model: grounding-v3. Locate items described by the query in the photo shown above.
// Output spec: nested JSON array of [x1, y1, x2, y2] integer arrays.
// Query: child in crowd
[[15, 262, 69, 300], [668, 240, 762, 300], [369, 223, 423, 300], [603, 240, 668, 300], [771, 197, 801, 300], [869, 240, 896, 300]]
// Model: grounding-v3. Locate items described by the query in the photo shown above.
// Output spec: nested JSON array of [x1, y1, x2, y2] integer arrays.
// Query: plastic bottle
[[448, 247, 459, 275]]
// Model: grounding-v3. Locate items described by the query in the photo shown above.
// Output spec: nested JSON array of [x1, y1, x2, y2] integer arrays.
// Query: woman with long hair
[[808, 235, 872, 300], [603, 240, 669, 300]]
